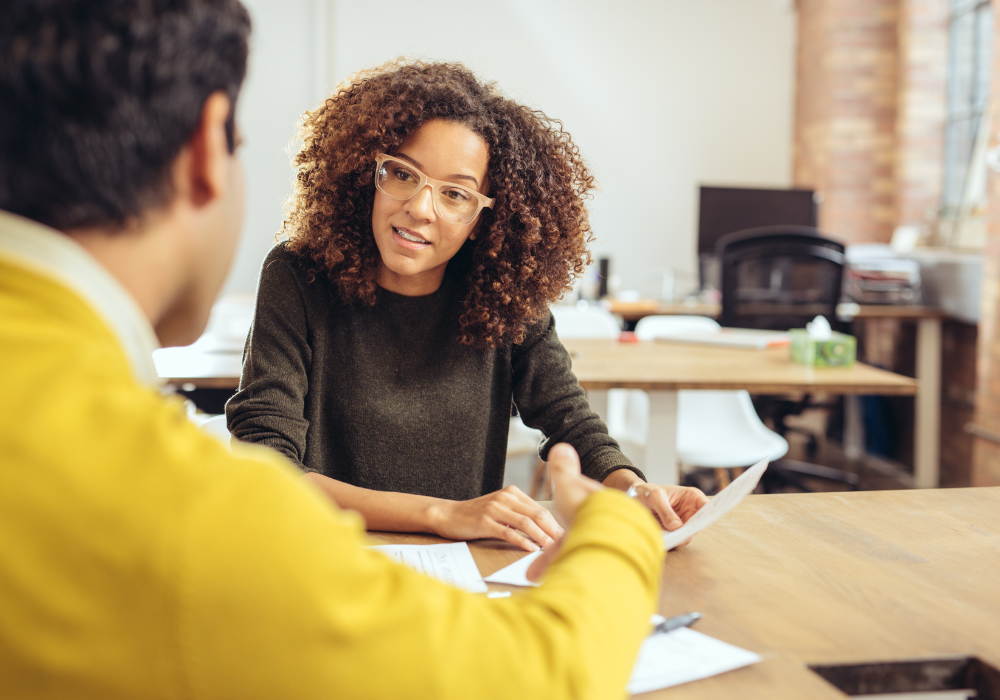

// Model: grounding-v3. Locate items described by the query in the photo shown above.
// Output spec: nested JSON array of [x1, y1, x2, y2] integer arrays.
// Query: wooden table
[[563, 338, 917, 486], [605, 300, 949, 489], [369, 487, 1000, 698]]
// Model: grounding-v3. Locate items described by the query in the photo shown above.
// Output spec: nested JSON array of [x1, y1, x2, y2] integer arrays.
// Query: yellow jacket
[[0, 224, 663, 699]]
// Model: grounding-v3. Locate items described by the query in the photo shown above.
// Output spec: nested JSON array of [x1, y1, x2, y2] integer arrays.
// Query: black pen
[[652, 612, 703, 635]]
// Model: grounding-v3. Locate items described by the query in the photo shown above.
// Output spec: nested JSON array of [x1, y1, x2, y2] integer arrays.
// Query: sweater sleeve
[[511, 312, 645, 483], [179, 446, 664, 700], [225, 247, 313, 470]]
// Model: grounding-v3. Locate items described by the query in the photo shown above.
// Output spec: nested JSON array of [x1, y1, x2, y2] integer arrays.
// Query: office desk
[[562, 339, 917, 486], [154, 346, 242, 390], [369, 487, 1000, 699], [605, 301, 948, 488]]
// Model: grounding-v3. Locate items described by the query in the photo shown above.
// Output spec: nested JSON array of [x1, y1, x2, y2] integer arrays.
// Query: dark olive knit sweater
[[226, 245, 641, 501]]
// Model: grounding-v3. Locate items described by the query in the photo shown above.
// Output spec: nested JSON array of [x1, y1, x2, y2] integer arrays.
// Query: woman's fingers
[[670, 487, 709, 520], [641, 487, 684, 531], [502, 488, 564, 542], [487, 520, 541, 552]]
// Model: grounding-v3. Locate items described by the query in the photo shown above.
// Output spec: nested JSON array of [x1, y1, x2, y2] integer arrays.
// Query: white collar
[[0, 209, 162, 387]]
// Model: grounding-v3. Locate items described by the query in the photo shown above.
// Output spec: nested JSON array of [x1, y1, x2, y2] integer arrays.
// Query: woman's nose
[[405, 185, 437, 221]]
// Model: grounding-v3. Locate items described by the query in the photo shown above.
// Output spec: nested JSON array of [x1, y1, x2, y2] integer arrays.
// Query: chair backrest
[[634, 315, 721, 341], [716, 225, 845, 331], [549, 305, 621, 339]]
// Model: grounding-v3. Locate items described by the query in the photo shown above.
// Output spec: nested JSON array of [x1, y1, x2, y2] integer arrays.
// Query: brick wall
[[894, 0, 949, 229], [971, 5, 1000, 487], [793, 0, 947, 243], [795, 0, 976, 485]]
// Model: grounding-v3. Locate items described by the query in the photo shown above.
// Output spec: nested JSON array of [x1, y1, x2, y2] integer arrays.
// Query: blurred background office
[[191, 0, 1000, 490]]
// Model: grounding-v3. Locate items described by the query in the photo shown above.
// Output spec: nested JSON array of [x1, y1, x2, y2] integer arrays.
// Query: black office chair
[[717, 225, 845, 331], [716, 226, 858, 492]]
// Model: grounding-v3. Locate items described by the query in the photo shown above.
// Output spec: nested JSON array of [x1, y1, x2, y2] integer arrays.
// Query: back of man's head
[[0, 0, 251, 232]]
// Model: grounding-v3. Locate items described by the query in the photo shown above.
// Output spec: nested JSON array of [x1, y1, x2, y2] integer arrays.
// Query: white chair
[[506, 304, 623, 497], [548, 304, 621, 339], [616, 315, 788, 479], [548, 303, 627, 432], [198, 414, 232, 450], [634, 314, 721, 339]]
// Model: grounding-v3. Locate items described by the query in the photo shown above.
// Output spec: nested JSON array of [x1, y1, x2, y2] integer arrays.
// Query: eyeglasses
[[374, 153, 494, 225]]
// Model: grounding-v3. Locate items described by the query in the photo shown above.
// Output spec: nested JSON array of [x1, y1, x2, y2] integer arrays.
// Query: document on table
[[662, 457, 769, 550], [628, 625, 761, 694], [483, 550, 543, 587], [369, 542, 488, 593]]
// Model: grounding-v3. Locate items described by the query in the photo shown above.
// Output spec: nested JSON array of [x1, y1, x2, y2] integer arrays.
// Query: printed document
[[369, 542, 488, 593], [628, 625, 761, 694], [662, 457, 768, 550]]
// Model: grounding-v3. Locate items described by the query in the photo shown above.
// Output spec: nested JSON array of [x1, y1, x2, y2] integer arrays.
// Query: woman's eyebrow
[[396, 152, 480, 188]]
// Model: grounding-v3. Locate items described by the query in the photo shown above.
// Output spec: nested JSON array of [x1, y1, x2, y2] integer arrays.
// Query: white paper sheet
[[662, 457, 769, 550], [483, 550, 543, 587], [628, 627, 762, 694], [369, 542, 488, 593]]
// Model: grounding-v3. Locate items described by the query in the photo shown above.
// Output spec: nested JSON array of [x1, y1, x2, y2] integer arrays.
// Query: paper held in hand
[[662, 458, 769, 550]]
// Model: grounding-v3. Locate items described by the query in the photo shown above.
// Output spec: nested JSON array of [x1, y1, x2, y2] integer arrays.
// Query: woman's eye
[[443, 188, 471, 202], [394, 169, 416, 182]]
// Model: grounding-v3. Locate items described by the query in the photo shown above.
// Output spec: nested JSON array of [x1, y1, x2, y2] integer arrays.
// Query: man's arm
[[177, 441, 663, 700]]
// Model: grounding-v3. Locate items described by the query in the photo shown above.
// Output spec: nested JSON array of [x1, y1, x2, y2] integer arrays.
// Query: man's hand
[[526, 443, 602, 581], [428, 485, 564, 552]]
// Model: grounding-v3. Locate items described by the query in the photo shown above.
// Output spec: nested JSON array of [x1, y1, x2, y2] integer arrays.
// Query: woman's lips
[[392, 226, 430, 250]]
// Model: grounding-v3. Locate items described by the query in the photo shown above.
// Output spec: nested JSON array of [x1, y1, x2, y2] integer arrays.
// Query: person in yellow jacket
[[0, 1, 682, 697]]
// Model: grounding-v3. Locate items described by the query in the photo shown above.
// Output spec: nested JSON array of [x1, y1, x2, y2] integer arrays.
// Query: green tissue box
[[789, 330, 857, 368]]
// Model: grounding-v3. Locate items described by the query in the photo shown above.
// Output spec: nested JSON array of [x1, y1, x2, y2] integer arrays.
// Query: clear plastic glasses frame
[[374, 153, 495, 225]]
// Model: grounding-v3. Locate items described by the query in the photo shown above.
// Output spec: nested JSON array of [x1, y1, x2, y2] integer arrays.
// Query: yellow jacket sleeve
[[179, 447, 663, 700]]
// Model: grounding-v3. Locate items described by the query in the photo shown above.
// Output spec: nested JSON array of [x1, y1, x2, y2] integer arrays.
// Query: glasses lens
[[434, 185, 479, 224], [376, 159, 421, 199]]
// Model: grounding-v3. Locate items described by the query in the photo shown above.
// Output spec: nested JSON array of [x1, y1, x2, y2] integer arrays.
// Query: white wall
[[224, 0, 796, 299], [222, 0, 329, 298]]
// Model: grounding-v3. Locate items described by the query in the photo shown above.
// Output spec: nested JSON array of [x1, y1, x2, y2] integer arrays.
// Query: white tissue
[[806, 315, 832, 340]]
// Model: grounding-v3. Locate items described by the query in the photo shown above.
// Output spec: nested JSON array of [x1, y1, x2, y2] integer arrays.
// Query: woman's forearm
[[303, 472, 446, 534]]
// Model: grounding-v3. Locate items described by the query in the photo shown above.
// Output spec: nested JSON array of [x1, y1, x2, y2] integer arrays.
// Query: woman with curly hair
[[226, 60, 706, 551]]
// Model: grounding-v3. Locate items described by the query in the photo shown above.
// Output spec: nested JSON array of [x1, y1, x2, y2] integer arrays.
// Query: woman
[[227, 61, 706, 551]]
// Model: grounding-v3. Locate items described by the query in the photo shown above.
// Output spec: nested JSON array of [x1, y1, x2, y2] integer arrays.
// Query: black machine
[[698, 186, 819, 290]]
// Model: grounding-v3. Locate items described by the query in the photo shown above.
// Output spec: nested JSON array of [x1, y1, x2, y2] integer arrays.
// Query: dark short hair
[[0, 0, 251, 231]]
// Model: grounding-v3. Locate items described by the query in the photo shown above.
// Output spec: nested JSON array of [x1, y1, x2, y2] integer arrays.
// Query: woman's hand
[[427, 485, 564, 552], [627, 482, 708, 532]]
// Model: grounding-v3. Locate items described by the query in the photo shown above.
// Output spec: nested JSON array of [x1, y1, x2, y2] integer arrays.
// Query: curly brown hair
[[283, 59, 596, 348]]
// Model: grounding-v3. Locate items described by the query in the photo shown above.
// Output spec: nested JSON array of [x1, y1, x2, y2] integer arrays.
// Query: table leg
[[915, 318, 942, 488], [586, 389, 608, 422], [843, 395, 865, 460], [644, 390, 679, 485]]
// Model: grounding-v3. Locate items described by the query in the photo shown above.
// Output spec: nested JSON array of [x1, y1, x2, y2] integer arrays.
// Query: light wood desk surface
[[562, 338, 918, 396], [605, 299, 948, 323], [369, 487, 1000, 698]]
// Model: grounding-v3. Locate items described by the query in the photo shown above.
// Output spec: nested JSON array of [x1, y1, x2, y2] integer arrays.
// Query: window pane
[[943, 117, 976, 211], [974, 4, 994, 110], [948, 9, 975, 114]]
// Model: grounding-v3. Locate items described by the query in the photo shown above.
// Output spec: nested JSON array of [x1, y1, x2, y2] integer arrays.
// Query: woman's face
[[371, 118, 490, 296]]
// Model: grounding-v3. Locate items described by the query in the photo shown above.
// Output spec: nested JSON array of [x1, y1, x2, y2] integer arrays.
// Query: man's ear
[[179, 92, 233, 208]]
